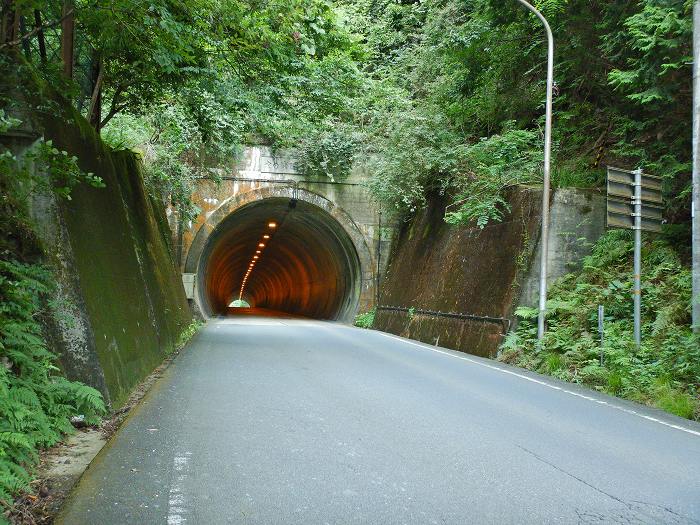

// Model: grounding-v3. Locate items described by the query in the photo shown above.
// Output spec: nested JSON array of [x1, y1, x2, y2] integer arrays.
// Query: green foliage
[[0, 110, 107, 508], [0, 110, 20, 134], [295, 123, 359, 181], [102, 98, 241, 222], [0, 260, 106, 508], [338, 0, 692, 226], [500, 230, 699, 420], [33, 140, 105, 199], [354, 308, 375, 329], [96, 0, 364, 217], [607, 1, 691, 106], [6, 0, 693, 226], [230, 299, 251, 308], [176, 320, 204, 349], [0, 117, 104, 203], [444, 127, 543, 227]]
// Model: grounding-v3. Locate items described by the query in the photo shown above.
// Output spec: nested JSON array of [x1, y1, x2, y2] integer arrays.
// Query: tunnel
[[196, 197, 362, 321]]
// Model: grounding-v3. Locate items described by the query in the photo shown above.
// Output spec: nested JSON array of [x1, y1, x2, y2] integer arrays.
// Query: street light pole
[[513, 0, 554, 340], [692, 0, 700, 332]]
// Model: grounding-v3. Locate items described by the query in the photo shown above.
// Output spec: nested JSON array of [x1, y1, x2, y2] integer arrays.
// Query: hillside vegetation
[[501, 231, 699, 420]]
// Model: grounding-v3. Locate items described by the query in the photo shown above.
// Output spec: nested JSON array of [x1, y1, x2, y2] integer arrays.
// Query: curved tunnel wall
[[197, 197, 362, 320]]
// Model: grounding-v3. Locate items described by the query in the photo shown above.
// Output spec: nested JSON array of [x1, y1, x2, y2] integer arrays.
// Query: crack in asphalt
[[517, 445, 699, 524], [517, 445, 627, 505]]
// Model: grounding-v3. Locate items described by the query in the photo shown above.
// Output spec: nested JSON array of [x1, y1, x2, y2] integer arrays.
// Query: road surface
[[58, 317, 700, 524]]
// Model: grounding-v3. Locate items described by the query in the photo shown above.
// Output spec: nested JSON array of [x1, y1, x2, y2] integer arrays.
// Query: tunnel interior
[[198, 197, 362, 321]]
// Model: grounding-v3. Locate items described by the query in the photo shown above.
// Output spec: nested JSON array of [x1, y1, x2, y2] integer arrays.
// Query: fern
[[502, 231, 699, 421], [0, 260, 107, 508]]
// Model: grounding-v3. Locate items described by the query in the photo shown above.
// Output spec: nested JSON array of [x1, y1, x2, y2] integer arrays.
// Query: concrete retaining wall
[[518, 188, 606, 308], [374, 187, 606, 357], [4, 83, 191, 407]]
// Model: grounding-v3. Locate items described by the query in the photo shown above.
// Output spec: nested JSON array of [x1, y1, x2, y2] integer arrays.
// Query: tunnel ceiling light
[[253, 255, 259, 259], [256, 250, 261, 254], [258, 243, 265, 248], [268, 222, 277, 228], [263, 234, 270, 239]]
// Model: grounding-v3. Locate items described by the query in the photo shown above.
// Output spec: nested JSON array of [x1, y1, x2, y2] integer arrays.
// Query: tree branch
[[87, 57, 104, 125], [100, 84, 127, 128]]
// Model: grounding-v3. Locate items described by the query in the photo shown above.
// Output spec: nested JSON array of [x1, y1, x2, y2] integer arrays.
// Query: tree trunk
[[60, 0, 74, 78], [19, 15, 30, 59], [1, 1, 17, 44], [88, 53, 104, 132], [34, 10, 46, 63]]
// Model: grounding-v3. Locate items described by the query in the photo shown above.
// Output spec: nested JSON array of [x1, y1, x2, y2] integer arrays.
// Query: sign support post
[[598, 305, 604, 365], [692, 0, 700, 332], [606, 165, 662, 351], [633, 169, 642, 349]]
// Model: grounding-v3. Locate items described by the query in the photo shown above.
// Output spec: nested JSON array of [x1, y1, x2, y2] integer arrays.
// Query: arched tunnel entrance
[[195, 196, 363, 321]]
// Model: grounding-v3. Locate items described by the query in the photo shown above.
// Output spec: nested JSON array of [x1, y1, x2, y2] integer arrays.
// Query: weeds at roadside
[[354, 308, 376, 329], [499, 230, 699, 421]]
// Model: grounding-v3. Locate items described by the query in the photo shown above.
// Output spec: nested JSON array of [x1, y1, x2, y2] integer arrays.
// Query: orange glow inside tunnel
[[197, 198, 361, 320]]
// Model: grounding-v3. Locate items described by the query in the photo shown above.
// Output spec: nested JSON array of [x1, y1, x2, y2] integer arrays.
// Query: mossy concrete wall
[[6, 90, 191, 407], [374, 188, 542, 357], [374, 187, 606, 358]]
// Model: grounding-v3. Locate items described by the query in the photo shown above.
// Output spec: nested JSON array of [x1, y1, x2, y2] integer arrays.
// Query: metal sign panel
[[607, 166, 662, 189], [607, 167, 662, 204], [606, 211, 663, 233], [606, 197, 663, 220], [606, 166, 663, 233]]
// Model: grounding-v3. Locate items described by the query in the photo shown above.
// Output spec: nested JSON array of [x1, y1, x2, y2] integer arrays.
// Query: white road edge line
[[370, 329, 700, 438]]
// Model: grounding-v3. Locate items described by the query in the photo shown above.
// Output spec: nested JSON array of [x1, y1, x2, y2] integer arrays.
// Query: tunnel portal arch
[[184, 186, 374, 322]]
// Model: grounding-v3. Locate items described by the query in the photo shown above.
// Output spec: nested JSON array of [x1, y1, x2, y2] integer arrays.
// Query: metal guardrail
[[376, 306, 511, 334]]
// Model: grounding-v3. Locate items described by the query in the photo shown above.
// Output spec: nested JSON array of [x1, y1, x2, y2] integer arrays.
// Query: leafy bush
[[499, 230, 699, 420], [0, 114, 104, 204], [102, 99, 243, 223], [0, 261, 106, 510], [295, 123, 360, 182], [354, 308, 376, 329], [444, 127, 543, 228]]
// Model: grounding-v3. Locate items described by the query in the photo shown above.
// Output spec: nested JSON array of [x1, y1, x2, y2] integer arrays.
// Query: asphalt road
[[58, 317, 700, 524]]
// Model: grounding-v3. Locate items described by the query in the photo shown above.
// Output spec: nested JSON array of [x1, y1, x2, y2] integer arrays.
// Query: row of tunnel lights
[[238, 221, 277, 301]]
